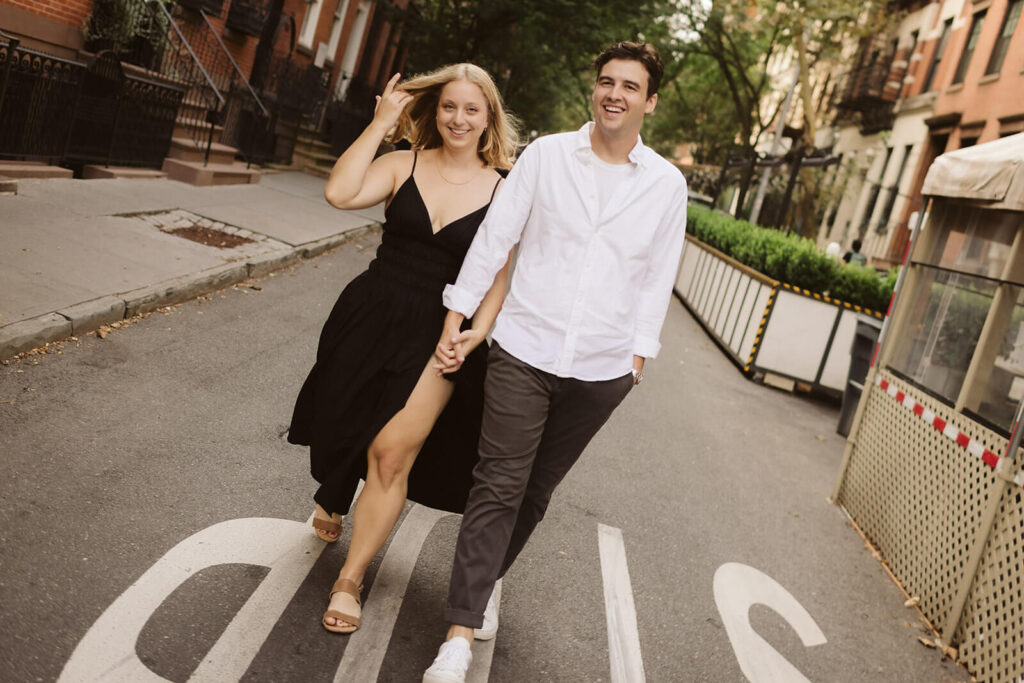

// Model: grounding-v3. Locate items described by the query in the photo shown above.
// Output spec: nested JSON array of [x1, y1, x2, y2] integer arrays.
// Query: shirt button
[[577, 296, 583, 302]]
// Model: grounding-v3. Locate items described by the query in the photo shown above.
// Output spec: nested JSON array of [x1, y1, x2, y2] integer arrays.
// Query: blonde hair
[[389, 63, 520, 169]]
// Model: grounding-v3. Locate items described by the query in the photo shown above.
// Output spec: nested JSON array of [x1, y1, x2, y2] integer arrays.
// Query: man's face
[[591, 59, 657, 138]]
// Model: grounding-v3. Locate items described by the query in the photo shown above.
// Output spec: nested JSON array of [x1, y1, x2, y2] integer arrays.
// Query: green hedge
[[686, 204, 896, 313]]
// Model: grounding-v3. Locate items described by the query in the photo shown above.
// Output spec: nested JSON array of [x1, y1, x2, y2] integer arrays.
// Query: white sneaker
[[423, 636, 473, 683], [474, 580, 501, 641]]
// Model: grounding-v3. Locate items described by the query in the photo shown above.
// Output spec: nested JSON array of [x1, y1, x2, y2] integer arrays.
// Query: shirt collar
[[573, 123, 649, 168]]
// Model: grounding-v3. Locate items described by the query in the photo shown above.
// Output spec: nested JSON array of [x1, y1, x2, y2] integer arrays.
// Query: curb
[[0, 224, 380, 361]]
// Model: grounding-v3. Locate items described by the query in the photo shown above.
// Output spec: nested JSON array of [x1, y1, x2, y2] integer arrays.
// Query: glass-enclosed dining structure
[[833, 133, 1024, 683]]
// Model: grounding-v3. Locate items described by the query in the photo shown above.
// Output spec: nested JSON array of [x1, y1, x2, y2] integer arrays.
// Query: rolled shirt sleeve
[[632, 175, 688, 359], [442, 143, 539, 318]]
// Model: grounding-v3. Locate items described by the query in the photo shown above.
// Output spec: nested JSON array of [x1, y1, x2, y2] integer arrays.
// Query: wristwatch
[[631, 369, 644, 386]]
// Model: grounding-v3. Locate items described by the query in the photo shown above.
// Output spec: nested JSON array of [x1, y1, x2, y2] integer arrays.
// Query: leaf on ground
[[941, 643, 957, 661], [917, 636, 937, 649], [904, 596, 920, 607], [96, 328, 108, 339]]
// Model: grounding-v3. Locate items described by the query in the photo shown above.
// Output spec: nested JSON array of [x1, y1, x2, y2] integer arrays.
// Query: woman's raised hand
[[372, 73, 413, 131]]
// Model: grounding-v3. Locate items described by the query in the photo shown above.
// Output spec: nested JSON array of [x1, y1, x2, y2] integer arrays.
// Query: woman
[[287, 63, 519, 633]]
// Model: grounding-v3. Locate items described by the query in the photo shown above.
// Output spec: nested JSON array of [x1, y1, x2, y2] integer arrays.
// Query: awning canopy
[[922, 132, 1024, 211]]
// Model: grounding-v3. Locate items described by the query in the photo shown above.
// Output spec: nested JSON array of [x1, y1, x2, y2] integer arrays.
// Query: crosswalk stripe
[[598, 523, 646, 683], [334, 504, 450, 682]]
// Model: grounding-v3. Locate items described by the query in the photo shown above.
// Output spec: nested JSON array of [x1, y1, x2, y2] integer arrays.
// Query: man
[[842, 239, 867, 266], [424, 41, 688, 682]]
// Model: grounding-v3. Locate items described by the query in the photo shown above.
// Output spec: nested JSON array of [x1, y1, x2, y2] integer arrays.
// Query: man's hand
[[433, 311, 467, 376], [632, 355, 645, 385]]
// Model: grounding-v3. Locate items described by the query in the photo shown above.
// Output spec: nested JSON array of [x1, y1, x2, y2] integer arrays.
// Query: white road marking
[[713, 562, 827, 683], [598, 523, 646, 683], [58, 517, 326, 683], [333, 504, 449, 682]]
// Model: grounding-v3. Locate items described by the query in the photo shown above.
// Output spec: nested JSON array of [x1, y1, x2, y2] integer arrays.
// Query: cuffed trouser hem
[[444, 607, 484, 629]]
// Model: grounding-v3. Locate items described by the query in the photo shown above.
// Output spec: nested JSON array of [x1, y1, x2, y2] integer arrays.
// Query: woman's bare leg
[[324, 362, 455, 628]]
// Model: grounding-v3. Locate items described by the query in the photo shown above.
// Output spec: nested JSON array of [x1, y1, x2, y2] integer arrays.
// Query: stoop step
[[83, 166, 168, 180], [167, 137, 238, 165], [161, 157, 260, 186], [0, 161, 72, 179]]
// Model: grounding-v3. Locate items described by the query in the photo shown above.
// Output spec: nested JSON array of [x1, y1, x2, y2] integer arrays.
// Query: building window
[[860, 147, 893, 234], [326, 0, 351, 60], [299, 0, 325, 50], [952, 10, 987, 85], [960, 136, 979, 148], [986, 0, 1023, 75], [921, 18, 953, 91], [876, 144, 914, 233]]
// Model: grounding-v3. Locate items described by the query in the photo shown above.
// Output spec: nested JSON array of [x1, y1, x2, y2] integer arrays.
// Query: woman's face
[[436, 79, 489, 151]]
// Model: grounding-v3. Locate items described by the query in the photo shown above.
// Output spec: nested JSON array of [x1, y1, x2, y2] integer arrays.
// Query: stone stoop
[[161, 158, 261, 186], [0, 175, 18, 195], [293, 128, 335, 179], [82, 166, 168, 180], [0, 161, 73, 180], [162, 136, 260, 186]]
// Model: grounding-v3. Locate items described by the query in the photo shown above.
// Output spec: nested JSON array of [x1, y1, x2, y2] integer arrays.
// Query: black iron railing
[[326, 75, 376, 157], [837, 60, 897, 110], [146, 0, 226, 163], [177, 0, 224, 14], [0, 30, 184, 169], [172, 8, 270, 166], [225, 0, 269, 37], [247, 55, 330, 163], [0, 34, 83, 163]]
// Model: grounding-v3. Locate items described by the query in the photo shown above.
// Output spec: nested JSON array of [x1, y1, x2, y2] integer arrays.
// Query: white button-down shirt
[[443, 123, 688, 381]]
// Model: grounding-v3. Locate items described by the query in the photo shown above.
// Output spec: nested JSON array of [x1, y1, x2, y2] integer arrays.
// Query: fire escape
[[835, 36, 905, 135]]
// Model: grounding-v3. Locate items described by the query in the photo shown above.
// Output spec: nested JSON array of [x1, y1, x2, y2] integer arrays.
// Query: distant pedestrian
[[287, 64, 519, 634], [423, 41, 688, 682], [842, 239, 867, 266]]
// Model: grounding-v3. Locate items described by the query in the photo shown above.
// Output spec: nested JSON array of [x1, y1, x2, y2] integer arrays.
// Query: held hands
[[372, 73, 413, 133], [433, 312, 480, 376]]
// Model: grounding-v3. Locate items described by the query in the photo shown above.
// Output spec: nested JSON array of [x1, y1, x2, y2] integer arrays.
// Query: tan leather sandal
[[312, 515, 342, 542], [322, 577, 362, 634]]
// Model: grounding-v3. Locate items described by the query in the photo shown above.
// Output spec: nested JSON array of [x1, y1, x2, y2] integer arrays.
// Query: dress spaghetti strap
[[410, 150, 418, 177], [488, 175, 502, 202]]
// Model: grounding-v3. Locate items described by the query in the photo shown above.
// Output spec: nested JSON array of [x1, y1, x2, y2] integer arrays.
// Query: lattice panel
[[837, 371, 1001, 631], [953, 482, 1024, 683]]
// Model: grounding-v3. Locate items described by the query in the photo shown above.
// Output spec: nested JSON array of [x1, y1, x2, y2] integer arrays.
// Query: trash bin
[[837, 314, 883, 436]]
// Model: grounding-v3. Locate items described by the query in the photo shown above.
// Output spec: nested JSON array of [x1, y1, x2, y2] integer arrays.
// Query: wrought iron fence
[[0, 31, 183, 169], [248, 55, 330, 164], [0, 35, 82, 164], [326, 75, 376, 157]]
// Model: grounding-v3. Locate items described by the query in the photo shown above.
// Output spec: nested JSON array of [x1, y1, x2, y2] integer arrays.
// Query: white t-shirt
[[590, 150, 634, 215]]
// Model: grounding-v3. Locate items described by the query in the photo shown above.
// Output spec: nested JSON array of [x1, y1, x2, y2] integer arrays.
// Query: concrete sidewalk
[[0, 171, 381, 360]]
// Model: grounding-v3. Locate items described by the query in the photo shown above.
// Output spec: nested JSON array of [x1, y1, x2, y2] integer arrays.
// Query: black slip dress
[[288, 152, 500, 515]]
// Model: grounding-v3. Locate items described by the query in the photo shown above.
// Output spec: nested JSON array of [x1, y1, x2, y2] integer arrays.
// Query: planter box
[[675, 235, 883, 397]]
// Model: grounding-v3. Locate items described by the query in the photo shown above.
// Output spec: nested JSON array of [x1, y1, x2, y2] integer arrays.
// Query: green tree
[[670, 0, 787, 216], [396, 0, 677, 136]]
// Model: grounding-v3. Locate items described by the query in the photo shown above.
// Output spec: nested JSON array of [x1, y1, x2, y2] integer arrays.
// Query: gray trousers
[[443, 343, 634, 627]]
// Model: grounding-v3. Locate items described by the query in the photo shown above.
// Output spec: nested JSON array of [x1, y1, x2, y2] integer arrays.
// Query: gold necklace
[[435, 161, 479, 186]]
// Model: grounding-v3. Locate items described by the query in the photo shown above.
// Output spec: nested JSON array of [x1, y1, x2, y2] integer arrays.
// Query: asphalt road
[[0, 233, 971, 682]]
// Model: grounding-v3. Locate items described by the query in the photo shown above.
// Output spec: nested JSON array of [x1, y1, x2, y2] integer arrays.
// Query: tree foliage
[[396, 0, 677, 136]]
